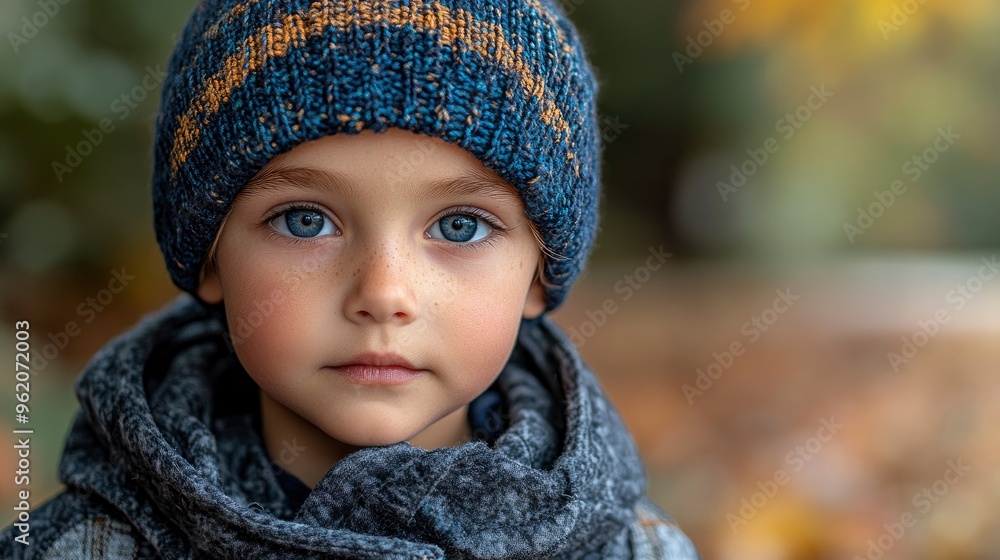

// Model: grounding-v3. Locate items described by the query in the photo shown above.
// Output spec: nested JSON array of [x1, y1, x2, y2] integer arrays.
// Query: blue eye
[[270, 208, 338, 238], [429, 213, 493, 243]]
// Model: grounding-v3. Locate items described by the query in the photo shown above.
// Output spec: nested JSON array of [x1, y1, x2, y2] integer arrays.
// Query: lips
[[331, 352, 424, 386]]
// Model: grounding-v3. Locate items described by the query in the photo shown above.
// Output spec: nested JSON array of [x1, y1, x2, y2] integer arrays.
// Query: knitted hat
[[153, 0, 601, 311]]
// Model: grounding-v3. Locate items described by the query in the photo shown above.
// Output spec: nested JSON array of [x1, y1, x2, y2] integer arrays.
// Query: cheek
[[222, 263, 323, 391], [439, 280, 528, 391]]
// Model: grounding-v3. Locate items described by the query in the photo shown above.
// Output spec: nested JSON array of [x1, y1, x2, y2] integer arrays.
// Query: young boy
[[4, 0, 698, 558]]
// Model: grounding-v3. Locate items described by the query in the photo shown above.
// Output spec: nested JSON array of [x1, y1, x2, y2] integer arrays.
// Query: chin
[[323, 420, 420, 448]]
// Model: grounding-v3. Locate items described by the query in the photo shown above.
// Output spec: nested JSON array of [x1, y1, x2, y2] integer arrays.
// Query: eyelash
[[435, 206, 508, 252], [260, 201, 333, 246], [259, 203, 508, 252]]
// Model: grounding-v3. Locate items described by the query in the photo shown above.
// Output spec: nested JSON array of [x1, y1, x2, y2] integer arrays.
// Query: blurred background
[[2, 0, 999, 558]]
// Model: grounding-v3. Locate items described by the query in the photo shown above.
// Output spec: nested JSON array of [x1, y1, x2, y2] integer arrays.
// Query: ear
[[196, 265, 223, 304], [522, 277, 546, 319]]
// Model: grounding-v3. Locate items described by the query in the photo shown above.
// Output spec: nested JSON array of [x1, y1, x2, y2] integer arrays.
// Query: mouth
[[331, 352, 424, 386]]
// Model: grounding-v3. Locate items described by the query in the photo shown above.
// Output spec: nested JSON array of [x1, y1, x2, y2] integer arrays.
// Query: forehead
[[237, 129, 524, 207]]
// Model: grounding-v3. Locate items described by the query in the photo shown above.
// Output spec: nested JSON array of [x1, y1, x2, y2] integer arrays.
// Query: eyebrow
[[238, 164, 524, 207]]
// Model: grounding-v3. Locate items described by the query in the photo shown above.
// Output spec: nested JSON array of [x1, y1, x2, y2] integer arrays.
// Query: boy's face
[[198, 128, 545, 448]]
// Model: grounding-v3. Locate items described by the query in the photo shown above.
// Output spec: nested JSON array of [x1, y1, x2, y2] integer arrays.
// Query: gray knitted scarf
[[57, 294, 648, 558]]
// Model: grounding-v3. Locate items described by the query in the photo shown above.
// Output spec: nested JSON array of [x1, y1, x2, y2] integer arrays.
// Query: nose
[[343, 241, 419, 325]]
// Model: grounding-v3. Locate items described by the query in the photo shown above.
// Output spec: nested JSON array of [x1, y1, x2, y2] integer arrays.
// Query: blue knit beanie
[[153, 0, 601, 311]]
